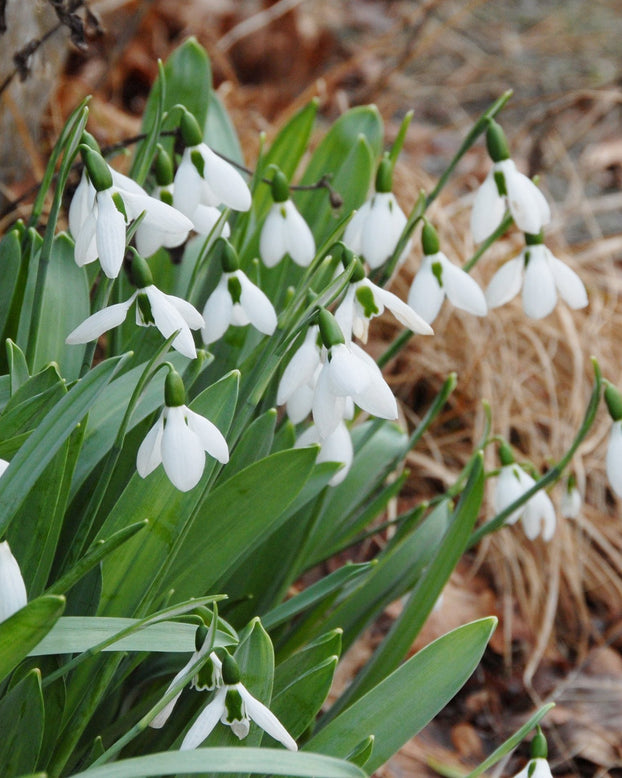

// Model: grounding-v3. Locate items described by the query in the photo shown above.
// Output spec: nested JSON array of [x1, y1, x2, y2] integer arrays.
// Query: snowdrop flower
[[260, 169, 315, 267], [277, 326, 322, 423], [296, 421, 354, 486], [471, 120, 550, 242], [66, 253, 204, 359], [201, 239, 277, 345], [334, 252, 433, 343], [511, 728, 553, 778], [173, 110, 251, 223], [493, 444, 556, 541], [137, 369, 229, 492], [344, 157, 410, 269], [0, 540, 27, 623], [313, 309, 397, 437], [181, 651, 297, 751], [71, 146, 192, 278], [560, 475, 582, 519], [605, 382, 622, 498], [486, 232, 588, 320], [407, 222, 487, 324]]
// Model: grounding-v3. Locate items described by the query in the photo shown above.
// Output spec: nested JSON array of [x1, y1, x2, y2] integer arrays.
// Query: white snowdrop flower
[[71, 147, 192, 278], [181, 651, 297, 752], [296, 421, 354, 486], [471, 120, 550, 242], [486, 236, 588, 320], [343, 157, 410, 269], [560, 476, 582, 519], [277, 326, 322, 423], [512, 759, 554, 778], [137, 369, 229, 493], [335, 255, 432, 343], [407, 222, 487, 324], [201, 240, 277, 345], [173, 111, 251, 221], [0, 540, 27, 624], [494, 445, 556, 541], [66, 253, 204, 360], [605, 383, 622, 498], [313, 309, 397, 438], [260, 169, 315, 267]]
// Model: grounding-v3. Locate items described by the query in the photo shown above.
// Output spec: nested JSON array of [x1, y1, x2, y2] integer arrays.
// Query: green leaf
[[220, 408, 276, 481], [0, 230, 22, 345], [206, 91, 244, 164], [274, 630, 343, 695], [0, 668, 44, 775], [130, 60, 166, 184], [66, 748, 367, 778], [0, 595, 65, 682], [306, 617, 496, 772], [7, 338, 30, 395], [272, 655, 338, 739]]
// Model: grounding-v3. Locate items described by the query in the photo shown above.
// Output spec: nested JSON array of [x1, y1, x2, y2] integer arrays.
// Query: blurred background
[[1, 1, 622, 775]]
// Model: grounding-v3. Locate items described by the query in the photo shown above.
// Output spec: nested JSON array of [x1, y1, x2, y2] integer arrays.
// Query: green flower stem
[[378, 190, 426, 287], [389, 110, 414, 165], [463, 212, 513, 273], [185, 209, 231, 303], [79, 276, 113, 377], [468, 359, 602, 548]]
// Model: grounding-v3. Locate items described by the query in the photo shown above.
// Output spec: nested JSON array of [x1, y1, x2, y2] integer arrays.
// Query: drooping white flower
[[277, 326, 322, 423], [486, 240, 588, 320], [137, 370, 229, 492], [180, 652, 297, 752], [494, 462, 556, 541], [260, 200, 315, 267], [471, 121, 550, 242], [560, 476, 582, 519], [606, 420, 622, 499], [296, 421, 354, 486], [511, 758, 554, 778], [66, 255, 204, 360], [0, 540, 27, 624]]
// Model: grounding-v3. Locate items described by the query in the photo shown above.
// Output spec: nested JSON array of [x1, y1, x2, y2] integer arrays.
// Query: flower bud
[[375, 156, 393, 194], [221, 652, 241, 685], [498, 440, 515, 466], [318, 308, 345, 349], [485, 119, 510, 163], [605, 381, 622, 422], [130, 251, 154, 289], [530, 727, 548, 760], [421, 221, 440, 255], [180, 110, 203, 147], [82, 146, 113, 192], [269, 169, 290, 204], [219, 239, 240, 273], [164, 369, 186, 408], [155, 145, 174, 186]]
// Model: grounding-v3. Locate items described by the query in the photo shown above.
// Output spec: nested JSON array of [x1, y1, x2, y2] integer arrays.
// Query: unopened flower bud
[[485, 119, 510, 163]]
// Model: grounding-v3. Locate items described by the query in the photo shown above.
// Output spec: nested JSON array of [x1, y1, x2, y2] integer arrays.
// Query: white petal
[[202, 277, 233, 345], [561, 486, 581, 519], [522, 491, 556, 541], [407, 258, 445, 324], [286, 383, 315, 424], [238, 685, 298, 751], [313, 363, 346, 438], [362, 193, 405, 269], [259, 204, 288, 268], [327, 343, 370, 396], [318, 421, 354, 486], [0, 541, 27, 623], [606, 421, 622, 498], [334, 287, 356, 344], [191, 204, 229, 237], [501, 160, 551, 235], [237, 271, 277, 335], [65, 297, 135, 344], [180, 687, 227, 750], [371, 282, 434, 334], [145, 287, 197, 359], [185, 408, 229, 464], [173, 152, 204, 218], [277, 329, 321, 405], [470, 170, 505, 243], [547, 252, 588, 310], [283, 200, 315, 267], [201, 144, 251, 212], [69, 171, 95, 239], [96, 190, 128, 278], [149, 648, 200, 729], [123, 191, 193, 234], [485, 256, 524, 310], [74, 209, 99, 267], [440, 255, 487, 316], [349, 344, 398, 420], [295, 425, 320, 448], [110, 168, 147, 195], [494, 465, 531, 524], [136, 414, 165, 478], [161, 293, 205, 330], [522, 246, 557, 319], [161, 406, 205, 491]]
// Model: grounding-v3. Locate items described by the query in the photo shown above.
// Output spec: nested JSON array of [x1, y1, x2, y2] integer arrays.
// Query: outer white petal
[[149, 647, 201, 729], [96, 189, 128, 278], [236, 271, 277, 335], [238, 685, 298, 751], [606, 420, 622, 498], [283, 200, 315, 267], [65, 296, 135, 344], [561, 486, 581, 519], [530, 491, 556, 541], [494, 465, 532, 524], [343, 201, 371, 255], [69, 171, 95, 238], [485, 256, 524, 310], [528, 759, 554, 778], [180, 687, 227, 750], [259, 204, 288, 268], [371, 282, 434, 334], [110, 168, 146, 195], [327, 343, 370, 396], [362, 193, 405, 269], [349, 343, 397, 420], [201, 144, 251, 212], [547, 252, 588, 310], [161, 293, 205, 330], [286, 383, 315, 424], [313, 363, 346, 437], [334, 287, 356, 343], [522, 245, 557, 319], [0, 459, 9, 478], [161, 406, 206, 491], [202, 277, 233, 344], [408, 258, 445, 324], [277, 329, 321, 405], [191, 204, 230, 237], [295, 425, 320, 449], [0, 541, 27, 623], [439, 255, 487, 316], [145, 286, 197, 359], [173, 152, 204, 218], [136, 413, 164, 478], [74, 208, 99, 267], [500, 160, 551, 235], [185, 408, 229, 464], [318, 421, 354, 486], [470, 170, 505, 242], [123, 191, 193, 235]]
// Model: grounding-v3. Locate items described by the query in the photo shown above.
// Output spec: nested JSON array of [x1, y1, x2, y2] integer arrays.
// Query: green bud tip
[[524, 231, 544, 246], [130, 251, 154, 289], [530, 727, 548, 759], [82, 146, 112, 192], [375, 155, 393, 193], [180, 110, 203, 148], [155, 145, 174, 186], [80, 130, 100, 153], [164, 368, 186, 408], [486, 119, 510, 163], [270, 168, 290, 203], [604, 381, 622, 422], [421, 221, 440, 255], [194, 624, 209, 652], [318, 308, 345, 349], [498, 440, 515, 466], [221, 652, 241, 685], [219, 239, 240, 273], [349, 258, 366, 283]]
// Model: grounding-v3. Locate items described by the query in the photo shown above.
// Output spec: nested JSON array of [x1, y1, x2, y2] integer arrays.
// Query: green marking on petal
[[224, 688, 245, 724], [493, 169, 507, 197], [137, 292, 154, 326], [159, 189, 174, 206], [227, 275, 243, 304], [112, 191, 128, 220], [355, 285, 380, 318], [431, 261, 443, 287], [191, 149, 205, 178]]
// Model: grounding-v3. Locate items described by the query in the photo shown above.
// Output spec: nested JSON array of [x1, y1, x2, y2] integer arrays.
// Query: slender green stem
[[463, 212, 513, 272], [79, 276, 113, 377]]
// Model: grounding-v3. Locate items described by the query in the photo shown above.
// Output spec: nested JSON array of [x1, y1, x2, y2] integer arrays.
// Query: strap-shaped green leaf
[[0, 668, 44, 774]]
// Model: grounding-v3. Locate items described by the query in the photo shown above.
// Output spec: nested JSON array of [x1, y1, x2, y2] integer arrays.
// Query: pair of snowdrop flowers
[[150, 628, 296, 751]]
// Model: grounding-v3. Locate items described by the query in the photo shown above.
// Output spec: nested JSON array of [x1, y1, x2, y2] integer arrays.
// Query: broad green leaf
[[206, 91, 244, 164], [7, 338, 29, 392], [66, 748, 367, 778], [0, 595, 65, 682], [220, 408, 276, 482], [30, 233, 90, 378], [0, 355, 127, 537], [0, 668, 44, 775], [0, 230, 21, 344], [306, 617, 496, 772], [272, 655, 338, 739], [15, 229, 43, 354], [274, 630, 343, 694], [129, 60, 165, 184]]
